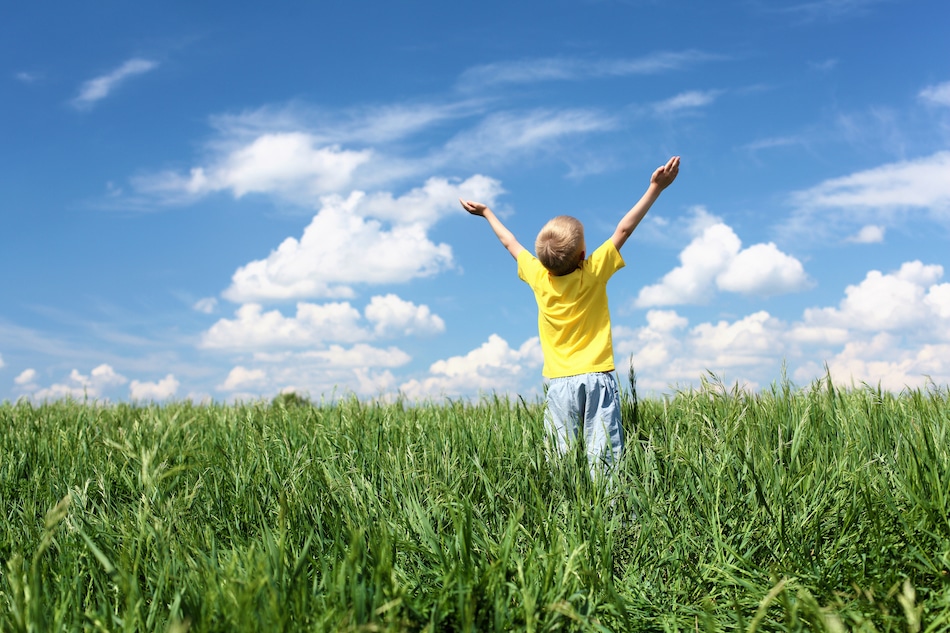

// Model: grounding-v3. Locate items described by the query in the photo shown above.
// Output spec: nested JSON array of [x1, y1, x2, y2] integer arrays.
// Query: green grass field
[[2, 374, 949, 631]]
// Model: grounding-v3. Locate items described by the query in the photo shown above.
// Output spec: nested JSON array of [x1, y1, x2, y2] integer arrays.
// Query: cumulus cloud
[[716, 243, 810, 295], [801, 261, 947, 332], [14, 368, 36, 386], [919, 81, 950, 107], [201, 302, 368, 350], [130, 374, 179, 401], [72, 58, 158, 109], [365, 294, 445, 338], [222, 175, 501, 303], [138, 134, 372, 204], [616, 309, 785, 391], [635, 210, 810, 307], [0, 353, 4, 369], [219, 366, 267, 392], [399, 334, 542, 400], [200, 294, 443, 351], [794, 335, 950, 391], [689, 311, 786, 368], [787, 262, 950, 390], [216, 343, 412, 399], [300, 344, 411, 368], [619, 258, 950, 393], [31, 364, 128, 401]]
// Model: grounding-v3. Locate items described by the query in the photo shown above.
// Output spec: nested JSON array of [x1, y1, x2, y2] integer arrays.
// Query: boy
[[460, 155, 680, 476]]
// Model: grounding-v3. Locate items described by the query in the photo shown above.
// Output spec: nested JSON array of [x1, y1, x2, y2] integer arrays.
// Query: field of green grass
[[2, 374, 949, 631]]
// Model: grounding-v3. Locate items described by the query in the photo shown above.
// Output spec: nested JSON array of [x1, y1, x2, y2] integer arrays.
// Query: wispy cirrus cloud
[[442, 108, 617, 163], [457, 50, 724, 90], [72, 57, 158, 109], [775, 0, 894, 22], [15, 71, 42, 83], [207, 100, 482, 147], [652, 90, 722, 116]]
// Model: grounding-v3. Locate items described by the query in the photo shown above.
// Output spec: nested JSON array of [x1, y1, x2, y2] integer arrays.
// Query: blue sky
[[3, 0, 950, 402]]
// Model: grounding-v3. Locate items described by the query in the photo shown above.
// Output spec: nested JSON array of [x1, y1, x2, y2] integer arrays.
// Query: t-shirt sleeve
[[587, 240, 625, 280], [517, 249, 545, 286]]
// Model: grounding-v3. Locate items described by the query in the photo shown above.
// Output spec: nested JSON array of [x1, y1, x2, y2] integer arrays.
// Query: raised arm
[[460, 199, 525, 260], [611, 156, 680, 251]]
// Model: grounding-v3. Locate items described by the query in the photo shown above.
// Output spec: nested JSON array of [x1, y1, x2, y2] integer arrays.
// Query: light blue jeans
[[544, 371, 624, 477]]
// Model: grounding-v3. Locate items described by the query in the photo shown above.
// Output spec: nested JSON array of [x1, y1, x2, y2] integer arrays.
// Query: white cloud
[[615, 309, 784, 391], [399, 335, 542, 400], [14, 368, 36, 386], [924, 283, 950, 319], [652, 90, 721, 115], [72, 58, 158, 109], [137, 133, 372, 204], [301, 344, 411, 368], [130, 374, 179, 401], [365, 294, 445, 338], [130, 98, 613, 209], [200, 295, 443, 351], [619, 259, 950, 393], [716, 242, 811, 295], [689, 311, 786, 368], [920, 81, 950, 107], [635, 212, 809, 306], [636, 220, 740, 306], [215, 343, 412, 399], [222, 175, 501, 303], [200, 302, 369, 350], [788, 152, 950, 235], [219, 366, 267, 392], [787, 262, 950, 388], [614, 310, 688, 371], [193, 297, 218, 314], [31, 364, 128, 401], [801, 261, 946, 332], [795, 335, 950, 391], [845, 224, 885, 243], [0, 353, 4, 369]]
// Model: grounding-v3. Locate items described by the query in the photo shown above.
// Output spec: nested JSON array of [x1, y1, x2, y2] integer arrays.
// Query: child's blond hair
[[535, 215, 585, 276]]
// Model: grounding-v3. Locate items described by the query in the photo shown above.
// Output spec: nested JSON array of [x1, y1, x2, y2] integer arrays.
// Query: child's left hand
[[651, 156, 680, 190]]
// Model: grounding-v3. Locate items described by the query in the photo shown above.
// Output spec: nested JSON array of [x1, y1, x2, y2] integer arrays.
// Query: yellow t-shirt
[[518, 240, 625, 378]]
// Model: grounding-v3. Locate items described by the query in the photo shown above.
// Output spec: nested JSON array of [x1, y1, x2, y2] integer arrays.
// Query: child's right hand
[[459, 199, 490, 216]]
